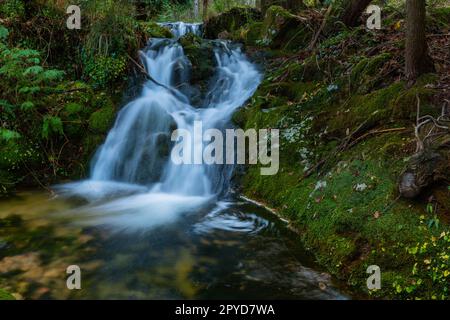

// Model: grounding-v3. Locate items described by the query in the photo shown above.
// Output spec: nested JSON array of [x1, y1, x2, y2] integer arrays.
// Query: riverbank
[[206, 6, 450, 299]]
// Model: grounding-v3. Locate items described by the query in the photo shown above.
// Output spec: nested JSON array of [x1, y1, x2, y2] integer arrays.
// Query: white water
[[158, 22, 203, 38], [58, 23, 262, 230]]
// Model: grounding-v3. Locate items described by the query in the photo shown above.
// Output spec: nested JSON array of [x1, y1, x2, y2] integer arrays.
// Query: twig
[[127, 54, 164, 87], [415, 94, 450, 152], [308, 4, 333, 51], [127, 53, 184, 99], [347, 127, 407, 149]]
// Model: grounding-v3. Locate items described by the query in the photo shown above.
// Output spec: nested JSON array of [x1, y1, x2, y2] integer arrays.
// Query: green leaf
[[0, 26, 9, 42], [0, 99, 14, 110], [42, 115, 64, 139], [0, 128, 21, 141], [41, 69, 64, 81], [23, 65, 43, 76], [18, 86, 41, 94], [20, 101, 35, 110], [0, 288, 15, 300], [64, 103, 82, 115]]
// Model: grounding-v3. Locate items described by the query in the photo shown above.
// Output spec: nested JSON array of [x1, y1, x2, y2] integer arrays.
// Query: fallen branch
[[127, 53, 182, 98], [347, 127, 407, 149]]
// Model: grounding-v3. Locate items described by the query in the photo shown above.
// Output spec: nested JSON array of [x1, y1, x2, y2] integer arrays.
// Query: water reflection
[[0, 191, 348, 300]]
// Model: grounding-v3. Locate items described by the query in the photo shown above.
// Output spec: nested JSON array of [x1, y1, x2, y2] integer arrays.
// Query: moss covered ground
[[227, 5, 450, 299]]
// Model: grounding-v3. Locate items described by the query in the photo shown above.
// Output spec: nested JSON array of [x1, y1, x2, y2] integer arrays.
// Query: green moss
[[237, 35, 446, 298], [88, 105, 116, 134], [260, 6, 314, 50], [240, 138, 448, 298], [179, 34, 215, 92], [350, 53, 393, 94], [0, 288, 15, 300], [204, 7, 262, 39], [140, 22, 173, 39], [233, 21, 263, 46]]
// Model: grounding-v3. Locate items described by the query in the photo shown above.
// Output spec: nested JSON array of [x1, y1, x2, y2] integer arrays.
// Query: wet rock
[[204, 7, 262, 39], [260, 6, 316, 50], [139, 22, 173, 39], [178, 34, 216, 99], [399, 150, 450, 199]]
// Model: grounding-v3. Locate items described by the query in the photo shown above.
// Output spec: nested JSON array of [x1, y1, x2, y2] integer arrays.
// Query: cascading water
[[2, 22, 348, 300], [59, 22, 262, 229], [158, 22, 203, 38]]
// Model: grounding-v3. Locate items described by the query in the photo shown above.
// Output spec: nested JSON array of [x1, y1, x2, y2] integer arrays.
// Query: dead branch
[[308, 4, 333, 51], [414, 94, 450, 153]]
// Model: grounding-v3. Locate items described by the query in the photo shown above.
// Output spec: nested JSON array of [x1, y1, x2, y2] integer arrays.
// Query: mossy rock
[[327, 77, 438, 136], [139, 22, 173, 39], [350, 53, 393, 94], [88, 105, 116, 134], [204, 7, 262, 39], [179, 34, 215, 92], [391, 75, 438, 120], [260, 6, 316, 50], [232, 21, 263, 46]]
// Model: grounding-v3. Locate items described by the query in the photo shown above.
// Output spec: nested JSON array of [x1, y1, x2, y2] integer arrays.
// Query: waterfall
[[58, 23, 262, 229], [158, 22, 203, 38]]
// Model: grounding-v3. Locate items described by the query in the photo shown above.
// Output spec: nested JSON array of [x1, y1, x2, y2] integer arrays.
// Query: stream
[[0, 22, 348, 300]]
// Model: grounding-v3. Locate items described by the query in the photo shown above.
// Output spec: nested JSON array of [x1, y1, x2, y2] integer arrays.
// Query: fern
[[20, 101, 34, 110], [23, 65, 44, 76], [0, 26, 9, 41], [42, 116, 64, 139], [0, 128, 21, 141]]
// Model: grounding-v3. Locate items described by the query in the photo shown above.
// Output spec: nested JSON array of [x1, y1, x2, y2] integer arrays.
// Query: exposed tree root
[[399, 97, 450, 198]]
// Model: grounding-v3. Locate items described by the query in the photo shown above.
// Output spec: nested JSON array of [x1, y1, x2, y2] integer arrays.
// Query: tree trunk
[[405, 0, 435, 81], [203, 0, 209, 22], [341, 0, 373, 27], [194, 0, 199, 19]]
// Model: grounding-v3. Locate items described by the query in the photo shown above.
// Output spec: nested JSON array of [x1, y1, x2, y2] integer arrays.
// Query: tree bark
[[341, 0, 373, 27], [405, 0, 435, 81], [203, 0, 209, 22], [194, 0, 199, 19]]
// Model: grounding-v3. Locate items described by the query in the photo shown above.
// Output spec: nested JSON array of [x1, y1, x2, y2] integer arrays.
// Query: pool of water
[[0, 190, 349, 300]]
